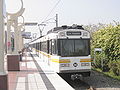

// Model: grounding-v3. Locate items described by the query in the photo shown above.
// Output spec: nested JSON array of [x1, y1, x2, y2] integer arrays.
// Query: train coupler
[[71, 74, 83, 80]]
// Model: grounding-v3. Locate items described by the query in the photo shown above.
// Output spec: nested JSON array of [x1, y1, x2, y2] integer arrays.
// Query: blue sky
[[6, 0, 120, 36]]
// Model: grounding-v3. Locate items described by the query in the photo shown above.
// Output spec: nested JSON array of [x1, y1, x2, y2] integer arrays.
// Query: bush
[[93, 52, 110, 72], [109, 60, 120, 76], [91, 24, 120, 75]]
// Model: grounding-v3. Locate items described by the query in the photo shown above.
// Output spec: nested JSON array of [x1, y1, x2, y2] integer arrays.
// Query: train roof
[[47, 25, 84, 34], [29, 25, 90, 44]]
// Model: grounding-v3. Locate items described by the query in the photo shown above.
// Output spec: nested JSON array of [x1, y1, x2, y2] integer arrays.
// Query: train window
[[37, 43, 39, 50], [47, 40, 49, 53], [39, 42, 41, 50], [33, 44, 35, 49], [52, 39, 57, 55], [41, 41, 47, 53], [38, 43, 40, 50], [58, 39, 90, 57], [57, 40, 61, 56], [74, 40, 90, 55], [49, 40, 52, 54], [36, 43, 39, 50], [41, 42, 43, 51]]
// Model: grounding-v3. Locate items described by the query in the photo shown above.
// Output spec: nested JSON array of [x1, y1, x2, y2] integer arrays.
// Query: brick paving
[[7, 50, 74, 90], [8, 52, 42, 90]]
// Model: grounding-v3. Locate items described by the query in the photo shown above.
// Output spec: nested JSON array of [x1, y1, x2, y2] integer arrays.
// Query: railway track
[[58, 73, 96, 90], [27, 49, 120, 90], [59, 70, 120, 90]]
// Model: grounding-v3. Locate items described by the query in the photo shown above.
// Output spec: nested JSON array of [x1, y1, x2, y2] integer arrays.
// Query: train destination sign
[[67, 31, 81, 36]]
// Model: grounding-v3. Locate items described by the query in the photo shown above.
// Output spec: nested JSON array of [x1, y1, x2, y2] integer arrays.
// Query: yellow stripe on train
[[38, 50, 52, 58], [51, 59, 70, 63], [80, 58, 91, 62]]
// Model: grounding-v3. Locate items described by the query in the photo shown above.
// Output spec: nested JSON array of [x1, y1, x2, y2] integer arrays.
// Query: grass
[[92, 68, 120, 81]]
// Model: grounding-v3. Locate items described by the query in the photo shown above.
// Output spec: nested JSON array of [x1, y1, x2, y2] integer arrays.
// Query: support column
[[0, 0, 8, 90], [7, 0, 25, 71], [18, 26, 23, 51], [13, 18, 19, 54], [21, 37, 24, 50], [7, 18, 20, 71], [18, 26, 21, 51], [7, 20, 12, 54]]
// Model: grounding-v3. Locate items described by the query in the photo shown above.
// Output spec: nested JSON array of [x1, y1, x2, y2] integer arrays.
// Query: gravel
[[84, 71, 120, 90]]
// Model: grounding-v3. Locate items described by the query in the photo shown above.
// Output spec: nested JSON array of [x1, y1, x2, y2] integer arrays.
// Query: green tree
[[91, 24, 120, 75]]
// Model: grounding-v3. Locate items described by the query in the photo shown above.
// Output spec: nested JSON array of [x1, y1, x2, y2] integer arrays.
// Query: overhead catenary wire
[[37, 0, 61, 38], [41, 0, 61, 24]]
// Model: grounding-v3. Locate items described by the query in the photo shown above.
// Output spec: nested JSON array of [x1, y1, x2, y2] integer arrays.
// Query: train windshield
[[58, 39, 90, 57]]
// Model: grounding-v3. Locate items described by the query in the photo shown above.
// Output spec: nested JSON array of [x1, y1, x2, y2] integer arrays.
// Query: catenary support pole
[[56, 14, 58, 27]]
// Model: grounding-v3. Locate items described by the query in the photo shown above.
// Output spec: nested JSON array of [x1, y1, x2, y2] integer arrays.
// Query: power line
[[37, 0, 61, 37], [41, 0, 61, 23]]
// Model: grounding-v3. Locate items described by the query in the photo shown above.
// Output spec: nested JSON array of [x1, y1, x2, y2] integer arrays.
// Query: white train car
[[29, 25, 91, 78]]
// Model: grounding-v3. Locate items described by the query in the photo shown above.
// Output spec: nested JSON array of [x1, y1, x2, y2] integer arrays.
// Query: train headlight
[[59, 32, 66, 37], [81, 63, 90, 66], [83, 32, 88, 37], [60, 64, 70, 67]]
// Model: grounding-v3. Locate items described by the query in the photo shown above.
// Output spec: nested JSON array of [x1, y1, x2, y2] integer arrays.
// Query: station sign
[[22, 32, 31, 39], [67, 31, 81, 36], [94, 48, 102, 52]]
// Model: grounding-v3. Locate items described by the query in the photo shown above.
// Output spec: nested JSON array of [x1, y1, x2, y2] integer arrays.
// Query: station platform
[[8, 49, 74, 90]]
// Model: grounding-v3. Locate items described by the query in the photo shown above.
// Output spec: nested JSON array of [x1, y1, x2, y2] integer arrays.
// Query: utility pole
[[38, 14, 58, 37], [55, 14, 58, 27], [38, 24, 46, 37]]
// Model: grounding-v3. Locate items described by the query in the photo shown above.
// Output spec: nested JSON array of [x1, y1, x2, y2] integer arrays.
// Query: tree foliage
[[91, 24, 120, 75]]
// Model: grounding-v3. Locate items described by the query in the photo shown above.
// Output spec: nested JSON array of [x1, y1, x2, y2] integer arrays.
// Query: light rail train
[[29, 25, 91, 78]]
